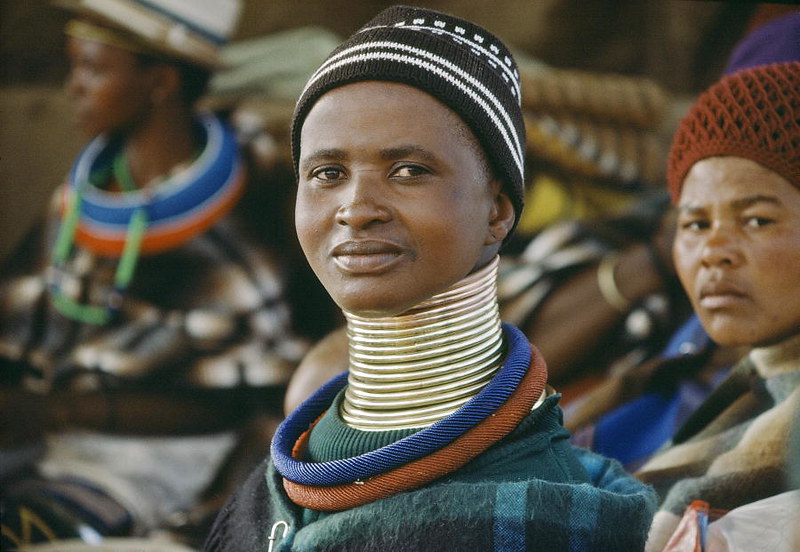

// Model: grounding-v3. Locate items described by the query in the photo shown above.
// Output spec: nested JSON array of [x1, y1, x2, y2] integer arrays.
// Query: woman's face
[[65, 36, 156, 137], [674, 156, 800, 347], [295, 81, 512, 317]]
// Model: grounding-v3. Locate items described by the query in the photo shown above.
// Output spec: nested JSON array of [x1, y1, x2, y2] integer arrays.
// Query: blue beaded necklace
[[49, 112, 244, 324]]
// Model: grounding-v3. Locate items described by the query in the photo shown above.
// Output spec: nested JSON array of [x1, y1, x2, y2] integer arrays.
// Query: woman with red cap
[[636, 60, 800, 551]]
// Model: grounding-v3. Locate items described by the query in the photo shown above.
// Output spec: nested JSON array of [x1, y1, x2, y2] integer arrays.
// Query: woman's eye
[[312, 167, 345, 181], [391, 164, 428, 178], [678, 219, 708, 232], [745, 216, 773, 228]]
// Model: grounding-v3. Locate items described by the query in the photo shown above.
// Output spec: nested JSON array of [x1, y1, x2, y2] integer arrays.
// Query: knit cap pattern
[[667, 61, 800, 202], [290, 5, 526, 233]]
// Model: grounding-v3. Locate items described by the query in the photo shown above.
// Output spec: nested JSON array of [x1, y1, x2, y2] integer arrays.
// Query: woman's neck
[[340, 256, 505, 431], [749, 331, 800, 378], [120, 105, 200, 189]]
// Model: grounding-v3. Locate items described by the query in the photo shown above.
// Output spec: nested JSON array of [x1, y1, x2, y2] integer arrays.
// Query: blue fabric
[[661, 314, 710, 357], [724, 13, 800, 75], [587, 314, 714, 466], [272, 323, 532, 486], [493, 482, 527, 552], [593, 392, 680, 466], [568, 482, 600, 552]]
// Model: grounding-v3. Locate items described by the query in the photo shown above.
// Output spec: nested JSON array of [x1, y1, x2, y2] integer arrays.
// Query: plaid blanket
[[636, 348, 800, 552], [206, 431, 656, 551], [0, 196, 306, 396]]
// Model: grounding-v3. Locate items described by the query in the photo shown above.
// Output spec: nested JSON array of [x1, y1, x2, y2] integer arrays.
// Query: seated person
[[204, 6, 657, 552], [563, 8, 800, 472], [0, 0, 307, 548], [634, 60, 800, 551]]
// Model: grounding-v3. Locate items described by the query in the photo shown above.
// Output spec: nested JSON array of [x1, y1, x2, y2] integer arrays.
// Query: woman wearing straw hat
[[0, 1, 308, 548]]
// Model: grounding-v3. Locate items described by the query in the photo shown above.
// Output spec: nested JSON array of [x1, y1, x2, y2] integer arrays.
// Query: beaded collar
[[49, 112, 244, 324], [60, 112, 245, 257], [272, 324, 545, 499]]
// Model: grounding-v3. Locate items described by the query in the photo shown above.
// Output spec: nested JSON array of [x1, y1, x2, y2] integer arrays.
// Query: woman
[[634, 61, 800, 551], [0, 1, 305, 547], [205, 6, 656, 551]]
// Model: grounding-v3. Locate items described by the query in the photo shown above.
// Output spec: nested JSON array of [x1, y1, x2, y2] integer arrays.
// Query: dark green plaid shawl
[[206, 441, 656, 551]]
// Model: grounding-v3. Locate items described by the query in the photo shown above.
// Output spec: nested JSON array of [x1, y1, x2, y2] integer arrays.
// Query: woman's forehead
[[306, 82, 460, 122], [680, 156, 800, 207], [301, 81, 483, 155]]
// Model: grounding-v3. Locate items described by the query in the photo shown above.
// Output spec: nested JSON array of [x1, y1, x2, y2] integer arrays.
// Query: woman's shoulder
[[449, 392, 591, 484], [203, 457, 273, 552]]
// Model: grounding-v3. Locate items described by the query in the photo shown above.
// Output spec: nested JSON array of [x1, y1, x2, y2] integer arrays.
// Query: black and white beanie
[[291, 5, 526, 234]]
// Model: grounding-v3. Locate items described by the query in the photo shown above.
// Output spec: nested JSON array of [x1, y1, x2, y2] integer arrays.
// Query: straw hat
[[54, 0, 242, 69]]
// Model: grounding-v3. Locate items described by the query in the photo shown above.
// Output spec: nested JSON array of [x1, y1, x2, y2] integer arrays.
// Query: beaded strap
[[283, 341, 547, 510]]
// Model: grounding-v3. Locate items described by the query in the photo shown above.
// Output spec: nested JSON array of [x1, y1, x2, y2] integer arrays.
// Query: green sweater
[[302, 392, 590, 526]]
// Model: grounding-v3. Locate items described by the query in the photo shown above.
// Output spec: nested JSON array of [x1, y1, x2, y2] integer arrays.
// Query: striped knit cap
[[291, 5, 526, 235], [667, 61, 800, 203]]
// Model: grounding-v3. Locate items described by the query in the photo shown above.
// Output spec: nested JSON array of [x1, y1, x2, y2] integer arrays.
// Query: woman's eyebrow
[[380, 145, 436, 162], [678, 194, 783, 213], [676, 202, 706, 215], [300, 149, 347, 172], [731, 194, 782, 210]]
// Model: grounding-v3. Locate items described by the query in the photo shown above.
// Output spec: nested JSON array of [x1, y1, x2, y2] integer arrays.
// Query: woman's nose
[[334, 174, 392, 229], [701, 224, 742, 268]]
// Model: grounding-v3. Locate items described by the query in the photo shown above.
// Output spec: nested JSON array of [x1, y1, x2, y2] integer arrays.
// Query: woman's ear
[[485, 182, 515, 245], [150, 64, 181, 105]]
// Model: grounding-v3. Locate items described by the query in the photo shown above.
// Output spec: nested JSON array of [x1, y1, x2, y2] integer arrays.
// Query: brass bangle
[[597, 252, 631, 313]]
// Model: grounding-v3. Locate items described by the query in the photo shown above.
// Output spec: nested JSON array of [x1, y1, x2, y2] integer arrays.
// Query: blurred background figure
[[563, 8, 800, 474], [0, 0, 316, 549]]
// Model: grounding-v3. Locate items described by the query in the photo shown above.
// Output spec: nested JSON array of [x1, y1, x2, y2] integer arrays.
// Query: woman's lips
[[332, 240, 404, 274], [698, 281, 748, 309]]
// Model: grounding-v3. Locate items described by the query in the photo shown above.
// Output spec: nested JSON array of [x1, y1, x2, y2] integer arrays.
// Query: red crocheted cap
[[667, 61, 800, 203]]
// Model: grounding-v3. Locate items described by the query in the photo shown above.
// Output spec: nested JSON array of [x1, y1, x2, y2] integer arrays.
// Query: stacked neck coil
[[341, 256, 505, 431]]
